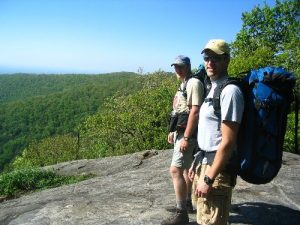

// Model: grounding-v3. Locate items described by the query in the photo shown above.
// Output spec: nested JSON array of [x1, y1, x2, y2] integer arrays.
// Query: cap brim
[[171, 63, 185, 66], [201, 48, 224, 55]]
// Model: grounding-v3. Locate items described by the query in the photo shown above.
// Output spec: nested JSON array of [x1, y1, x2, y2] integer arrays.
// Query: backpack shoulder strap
[[178, 75, 192, 98], [203, 78, 240, 130], [193, 66, 211, 98], [212, 78, 241, 118], [179, 69, 209, 99]]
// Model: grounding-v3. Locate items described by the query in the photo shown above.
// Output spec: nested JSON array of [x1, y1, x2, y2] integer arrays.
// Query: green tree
[[229, 0, 300, 75], [79, 71, 177, 157], [12, 134, 79, 168]]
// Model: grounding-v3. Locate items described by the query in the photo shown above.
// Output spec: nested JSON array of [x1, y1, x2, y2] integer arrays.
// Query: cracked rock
[[0, 150, 299, 225]]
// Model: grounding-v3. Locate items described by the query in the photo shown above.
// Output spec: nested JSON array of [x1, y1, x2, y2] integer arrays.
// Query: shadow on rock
[[230, 202, 300, 225], [189, 222, 198, 225]]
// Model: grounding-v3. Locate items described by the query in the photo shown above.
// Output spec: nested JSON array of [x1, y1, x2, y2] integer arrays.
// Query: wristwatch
[[183, 136, 190, 141], [204, 175, 214, 186]]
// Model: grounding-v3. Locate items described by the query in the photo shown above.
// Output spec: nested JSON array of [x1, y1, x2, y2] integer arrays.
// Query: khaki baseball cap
[[201, 39, 230, 55]]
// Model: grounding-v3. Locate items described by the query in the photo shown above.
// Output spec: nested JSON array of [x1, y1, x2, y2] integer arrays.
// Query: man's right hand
[[188, 167, 195, 182], [167, 132, 174, 144]]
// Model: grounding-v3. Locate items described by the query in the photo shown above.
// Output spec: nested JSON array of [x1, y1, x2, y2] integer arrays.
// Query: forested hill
[[0, 72, 142, 171], [0, 72, 138, 104]]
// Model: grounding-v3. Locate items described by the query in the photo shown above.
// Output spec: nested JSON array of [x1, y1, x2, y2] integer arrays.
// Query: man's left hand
[[195, 180, 212, 198]]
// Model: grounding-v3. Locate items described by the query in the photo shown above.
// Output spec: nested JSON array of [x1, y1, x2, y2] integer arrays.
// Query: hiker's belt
[[192, 149, 216, 167]]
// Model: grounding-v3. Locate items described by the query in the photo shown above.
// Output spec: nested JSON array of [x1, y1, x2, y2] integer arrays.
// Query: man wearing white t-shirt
[[189, 39, 244, 225]]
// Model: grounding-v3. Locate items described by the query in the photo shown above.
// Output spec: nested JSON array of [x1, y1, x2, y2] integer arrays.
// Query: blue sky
[[0, 0, 278, 74]]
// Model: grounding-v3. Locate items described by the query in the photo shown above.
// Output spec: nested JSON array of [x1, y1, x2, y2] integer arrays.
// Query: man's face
[[174, 64, 189, 79], [203, 50, 228, 80]]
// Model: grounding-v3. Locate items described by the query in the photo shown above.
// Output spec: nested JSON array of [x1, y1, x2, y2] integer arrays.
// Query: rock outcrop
[[0, 149, 300, 225]]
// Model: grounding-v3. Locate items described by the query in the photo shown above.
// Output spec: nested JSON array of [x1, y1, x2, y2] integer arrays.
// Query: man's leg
[[161, 166, 189, 225], [170, 166, 187, 210], [161, 134, 190, 225], [183, 168, 195, 213], [196, 164, 233, 225]]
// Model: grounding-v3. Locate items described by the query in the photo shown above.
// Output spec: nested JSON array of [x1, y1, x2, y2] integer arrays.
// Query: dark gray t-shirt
[[197, 76, 244, 152]]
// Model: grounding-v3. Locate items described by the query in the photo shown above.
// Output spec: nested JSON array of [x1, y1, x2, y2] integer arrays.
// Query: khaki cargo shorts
[[192, 164, 235, 225], [171, 132, 198, 169]]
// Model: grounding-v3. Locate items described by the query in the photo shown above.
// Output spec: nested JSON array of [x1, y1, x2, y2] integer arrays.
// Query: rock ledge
[[0, 150, 299, 225]]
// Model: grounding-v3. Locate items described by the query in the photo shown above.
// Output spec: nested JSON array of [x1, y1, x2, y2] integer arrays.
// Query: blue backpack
[[202, 66, 297, 184]]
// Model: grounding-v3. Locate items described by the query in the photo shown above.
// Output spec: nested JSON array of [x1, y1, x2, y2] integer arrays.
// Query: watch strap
[[204, 175, 214, 185], [183, 136, 190, 141]]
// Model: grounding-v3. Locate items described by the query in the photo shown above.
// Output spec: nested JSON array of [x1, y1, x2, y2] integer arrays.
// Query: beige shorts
[[192, 164, 235, 225], [171, 132, 198, 169]]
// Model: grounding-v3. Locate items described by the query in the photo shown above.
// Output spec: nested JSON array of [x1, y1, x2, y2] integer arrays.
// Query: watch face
[[204, 176, 208, 184], [204, 175, 213, 185]]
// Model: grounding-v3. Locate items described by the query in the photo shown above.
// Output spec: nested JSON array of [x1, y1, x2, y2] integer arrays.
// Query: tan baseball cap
[[201, 39, 230, 55]]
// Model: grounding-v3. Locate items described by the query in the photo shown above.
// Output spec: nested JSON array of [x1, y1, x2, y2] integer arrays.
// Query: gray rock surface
[[0, 149, 300, 225]]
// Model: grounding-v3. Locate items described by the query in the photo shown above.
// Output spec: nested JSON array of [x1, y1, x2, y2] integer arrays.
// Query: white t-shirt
[[197, 76, 244, 151]]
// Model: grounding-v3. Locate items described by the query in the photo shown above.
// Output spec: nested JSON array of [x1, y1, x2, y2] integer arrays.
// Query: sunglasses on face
[[203, 55, 224, 63]]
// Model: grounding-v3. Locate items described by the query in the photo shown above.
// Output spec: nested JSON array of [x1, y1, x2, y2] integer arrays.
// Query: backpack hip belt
[[192, 149, 216, 167]]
